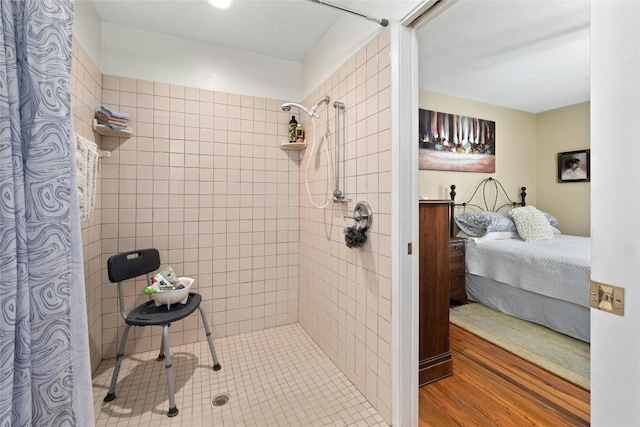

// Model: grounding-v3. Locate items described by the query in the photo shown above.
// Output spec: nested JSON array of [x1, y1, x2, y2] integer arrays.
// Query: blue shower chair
[[103, 248, 221, 417]]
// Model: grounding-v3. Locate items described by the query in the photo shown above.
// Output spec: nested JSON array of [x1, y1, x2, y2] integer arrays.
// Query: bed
[[450, 178, 591, 343]]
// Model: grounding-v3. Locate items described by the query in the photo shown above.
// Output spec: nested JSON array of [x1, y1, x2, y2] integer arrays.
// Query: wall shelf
[[93, 119, 133, 138], [280, 141, 306, 151]]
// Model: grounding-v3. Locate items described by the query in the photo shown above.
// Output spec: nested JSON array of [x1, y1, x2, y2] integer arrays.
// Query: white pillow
[[456, 230, 521, 244], [509, 206, 554, 242]]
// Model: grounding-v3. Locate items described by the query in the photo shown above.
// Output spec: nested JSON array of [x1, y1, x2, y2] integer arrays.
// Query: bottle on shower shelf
[[288, 115, 298, 142], [295, 124, 305, 142]]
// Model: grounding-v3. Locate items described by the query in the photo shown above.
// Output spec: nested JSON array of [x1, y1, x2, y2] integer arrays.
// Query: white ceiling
[[417, 1, 591, 113], [89, 0, 590, 113], [90, 0, 349, 62]]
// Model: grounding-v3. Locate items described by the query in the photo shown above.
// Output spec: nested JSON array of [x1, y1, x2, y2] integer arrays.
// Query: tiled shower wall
[[298, 29, 393, 423], [71, 41, 104, 373], [98, 77, 301, 358], [70, 28, 393, 423]]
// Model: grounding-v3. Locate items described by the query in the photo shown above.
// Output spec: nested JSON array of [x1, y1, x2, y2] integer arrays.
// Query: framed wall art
[[418, 108, 496, 172], [558, 149, 590, 182]]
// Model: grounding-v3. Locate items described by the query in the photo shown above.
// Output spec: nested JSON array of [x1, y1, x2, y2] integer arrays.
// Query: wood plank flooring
[[419, 324, 590, 426]]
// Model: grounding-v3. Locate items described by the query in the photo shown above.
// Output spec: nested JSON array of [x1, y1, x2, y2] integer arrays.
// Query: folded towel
[[100, 106, 130, 121], [96, 121, 128, 130], [96, 110, 128, 126]]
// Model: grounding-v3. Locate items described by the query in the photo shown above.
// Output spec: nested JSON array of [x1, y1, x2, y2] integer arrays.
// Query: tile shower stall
[[73, 28, 393, 425]]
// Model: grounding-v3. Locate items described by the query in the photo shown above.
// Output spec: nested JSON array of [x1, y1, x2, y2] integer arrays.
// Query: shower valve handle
[[344, 211, 363, 221], [344, 201, 373, 231]]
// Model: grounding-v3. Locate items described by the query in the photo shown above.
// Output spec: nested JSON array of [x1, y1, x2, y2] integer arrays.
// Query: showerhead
[[281, 102, 312, 117], [281, 96, 330, 118]]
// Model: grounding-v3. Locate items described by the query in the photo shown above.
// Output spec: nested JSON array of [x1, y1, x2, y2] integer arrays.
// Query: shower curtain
[[0, 0, 94, 425]]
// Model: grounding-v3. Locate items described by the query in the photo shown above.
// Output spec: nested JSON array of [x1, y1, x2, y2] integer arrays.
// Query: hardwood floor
[[419, 324, 590, 426]]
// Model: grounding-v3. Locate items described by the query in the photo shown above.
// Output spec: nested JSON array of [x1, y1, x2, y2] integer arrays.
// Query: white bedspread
[[465, 235, 591, 307]]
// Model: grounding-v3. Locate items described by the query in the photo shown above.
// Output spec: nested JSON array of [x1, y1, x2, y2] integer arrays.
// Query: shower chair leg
[[162, 324, 179, 417], [104, 324, 132, 402], [157, 328, 165, 361], [198, 306, 222, 371]]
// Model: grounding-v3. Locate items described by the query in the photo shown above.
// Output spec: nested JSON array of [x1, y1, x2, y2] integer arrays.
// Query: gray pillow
[[541, 211, 558, 227], [454, 211, 517, 237]]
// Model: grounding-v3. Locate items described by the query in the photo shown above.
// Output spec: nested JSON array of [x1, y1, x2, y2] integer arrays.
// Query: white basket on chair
[[150, 277, 194, 309]]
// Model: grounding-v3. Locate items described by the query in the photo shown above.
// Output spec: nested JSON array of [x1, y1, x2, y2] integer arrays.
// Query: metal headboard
[[449, 177, 527, 236]]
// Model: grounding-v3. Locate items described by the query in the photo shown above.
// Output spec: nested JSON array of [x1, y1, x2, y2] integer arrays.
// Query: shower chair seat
[[103, 248, 221, 417]]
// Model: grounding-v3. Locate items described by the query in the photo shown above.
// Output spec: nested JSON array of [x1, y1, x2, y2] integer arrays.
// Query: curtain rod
[[308, 0, 389, 27]]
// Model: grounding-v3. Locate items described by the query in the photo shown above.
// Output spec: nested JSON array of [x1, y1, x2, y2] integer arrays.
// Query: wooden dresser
[[418, 200, 453, 386], [449, 237, 467, 304]]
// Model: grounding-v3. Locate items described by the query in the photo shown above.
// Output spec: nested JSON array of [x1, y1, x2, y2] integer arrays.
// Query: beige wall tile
[[297, 28, 392, 424], [95, 71, 298, 362], [72, 42, 103, 374]]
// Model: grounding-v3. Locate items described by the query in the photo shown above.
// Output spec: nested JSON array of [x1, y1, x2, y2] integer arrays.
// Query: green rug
[[450, 303, 590, 390]]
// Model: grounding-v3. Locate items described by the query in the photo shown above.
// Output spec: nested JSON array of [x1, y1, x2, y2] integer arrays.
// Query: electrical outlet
[[590, 280, 624, 316]]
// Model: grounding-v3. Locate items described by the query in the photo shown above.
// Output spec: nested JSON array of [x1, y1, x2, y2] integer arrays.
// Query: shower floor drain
[[211, 393, 230, 407]]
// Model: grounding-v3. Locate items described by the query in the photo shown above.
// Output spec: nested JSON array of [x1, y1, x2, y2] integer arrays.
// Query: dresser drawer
[[449, 239, 465, 253], [449, 240, 465, 274]]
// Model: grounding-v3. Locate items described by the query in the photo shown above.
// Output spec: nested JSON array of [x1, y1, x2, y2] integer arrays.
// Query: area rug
[[450, 303, 590, 390]]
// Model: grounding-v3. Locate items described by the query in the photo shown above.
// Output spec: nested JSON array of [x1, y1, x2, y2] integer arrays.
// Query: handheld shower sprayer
[[281, 95, 330, 118], [280, 95, 334, 209], [281, 102, 310, 116]]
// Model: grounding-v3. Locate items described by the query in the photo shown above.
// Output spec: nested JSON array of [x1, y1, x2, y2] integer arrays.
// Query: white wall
[[100, 22, 301, 102], [591, 2, 640, 425], [301, 1, 419, 99], [73, 0, 103, 68]]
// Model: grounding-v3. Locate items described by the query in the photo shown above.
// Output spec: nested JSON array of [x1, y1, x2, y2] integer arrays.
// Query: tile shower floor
[[92, 323, 388, 427]]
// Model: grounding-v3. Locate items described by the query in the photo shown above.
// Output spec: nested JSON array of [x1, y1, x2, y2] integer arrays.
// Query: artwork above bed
[[419, 108, 496, 172]]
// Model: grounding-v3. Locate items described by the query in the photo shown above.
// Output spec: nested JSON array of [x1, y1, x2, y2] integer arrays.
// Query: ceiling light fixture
[[208, 0, 232, 9]]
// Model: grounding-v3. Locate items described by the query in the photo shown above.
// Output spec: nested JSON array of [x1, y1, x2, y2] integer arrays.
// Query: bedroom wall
[[418, 89, 538, 206], [535, 102, 590, 237]]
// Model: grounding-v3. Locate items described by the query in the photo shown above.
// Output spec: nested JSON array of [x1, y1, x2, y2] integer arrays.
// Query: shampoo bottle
[[288, 116, 298, 142], [295, 124, 305, 142]]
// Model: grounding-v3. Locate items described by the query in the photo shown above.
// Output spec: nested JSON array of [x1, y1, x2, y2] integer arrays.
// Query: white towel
[[75, 133, 88, 217], [87, 143, 98, 221], [75, 133, 99, 221]]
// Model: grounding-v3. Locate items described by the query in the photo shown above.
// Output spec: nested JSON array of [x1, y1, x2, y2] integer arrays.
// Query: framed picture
[[558, 149, 590, 182], [418, 108, 495, 172]]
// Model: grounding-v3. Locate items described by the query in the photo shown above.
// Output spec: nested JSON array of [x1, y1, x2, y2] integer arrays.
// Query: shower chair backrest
[[107, 248, 161, 320], [107, 248, 160, 283]]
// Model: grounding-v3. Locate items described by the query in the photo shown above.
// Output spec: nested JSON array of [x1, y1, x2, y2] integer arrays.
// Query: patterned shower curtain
[[0, 0, 94, 425]]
